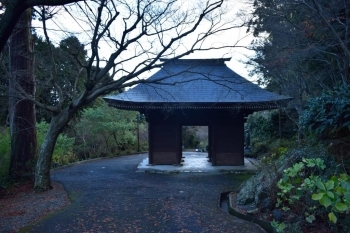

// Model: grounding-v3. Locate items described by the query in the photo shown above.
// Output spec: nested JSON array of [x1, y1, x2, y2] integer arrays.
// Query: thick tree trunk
[[34, 111, 72, 191], [9, 8, 37, 181]]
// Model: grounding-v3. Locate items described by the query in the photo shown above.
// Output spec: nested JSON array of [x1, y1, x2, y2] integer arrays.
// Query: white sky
[[32, 0, 257, 82]]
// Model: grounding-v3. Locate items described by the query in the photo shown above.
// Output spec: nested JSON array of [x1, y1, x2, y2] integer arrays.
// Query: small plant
[[311, 173, 350, 223], [271, 220, 286, 233], [274, 157, 350, 232]]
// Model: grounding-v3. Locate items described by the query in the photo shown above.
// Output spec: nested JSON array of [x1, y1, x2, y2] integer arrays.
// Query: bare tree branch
[[0, 0, 85, 52], [15, 0, 249, 191], [40, 6, 65, 110]]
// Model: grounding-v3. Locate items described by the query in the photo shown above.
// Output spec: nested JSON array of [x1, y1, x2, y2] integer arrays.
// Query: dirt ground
[[0, 181, 70, 233]]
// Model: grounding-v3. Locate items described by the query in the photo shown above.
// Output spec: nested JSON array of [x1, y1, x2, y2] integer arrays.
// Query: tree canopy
[[247, 0, 350, 113]]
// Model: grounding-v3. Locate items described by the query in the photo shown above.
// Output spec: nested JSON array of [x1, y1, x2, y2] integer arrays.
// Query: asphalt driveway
[[23, 154, 265, 233]]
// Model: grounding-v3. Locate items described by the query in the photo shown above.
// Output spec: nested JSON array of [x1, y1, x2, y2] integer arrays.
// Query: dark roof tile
[[104, 58, 292, 108]]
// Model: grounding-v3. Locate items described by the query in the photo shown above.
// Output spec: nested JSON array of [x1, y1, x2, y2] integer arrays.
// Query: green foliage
[[251, 141, 269, 157], [34, 35, 88, 122], [247, 111, 275, 141], [275, 157, 350, 231], [52, 134, 76, 166], [311, 174, 350, 224], [39, 105, 140, 165], [0, 122, 75, 185], [0, 128, 10, 187], [275, 147, 288, 158], [198, 141, 207, 151], [247, 111, 274, 158], [181, 126, 208, 151], [37, 121, 76, 166], [182, 126, 200, 149], [269, 140, 296, 159], [248, 0, 349, 114], [271, 220, 285, 233], [74, 100, 141, 158], [276, 158, 326, 210], [300, 84, 350, 138], [247, 110, 297, 159], [37, 121, 49, 147], [253, 139, 297, 165], [8, 101, 146, 170], [0, 123, 50, 186]]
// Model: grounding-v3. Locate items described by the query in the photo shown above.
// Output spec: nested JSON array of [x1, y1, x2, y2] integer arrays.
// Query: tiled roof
[[104, 58, 292, 109]]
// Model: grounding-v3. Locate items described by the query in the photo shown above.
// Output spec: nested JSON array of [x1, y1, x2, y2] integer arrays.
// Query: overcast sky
[[32, 0, 256, 82]]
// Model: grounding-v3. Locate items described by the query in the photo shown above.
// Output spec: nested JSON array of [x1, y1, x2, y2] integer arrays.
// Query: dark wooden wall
[[148, 122, 181, 165], [146, 108, 245, 166], [211, 121, 244, 166]]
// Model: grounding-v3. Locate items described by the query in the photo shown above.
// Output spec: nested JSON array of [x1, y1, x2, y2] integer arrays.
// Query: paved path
[[137, 152, 258, 173], [24, 154, 265, 233]]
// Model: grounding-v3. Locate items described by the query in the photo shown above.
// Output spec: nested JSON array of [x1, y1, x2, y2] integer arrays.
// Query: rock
[[259, 198, 274, 213], [236, 176, 257, 205], [246, 208, 260, 214], [236, 168, 277, 209], [272, 209, 284, 222], [236, 149, 304, 210]]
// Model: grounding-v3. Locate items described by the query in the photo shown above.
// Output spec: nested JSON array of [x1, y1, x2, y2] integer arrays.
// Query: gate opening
[[181, 126, 210, 166]]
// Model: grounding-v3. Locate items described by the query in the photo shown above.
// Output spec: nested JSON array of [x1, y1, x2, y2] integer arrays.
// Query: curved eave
[[103, 97, 293, 111]]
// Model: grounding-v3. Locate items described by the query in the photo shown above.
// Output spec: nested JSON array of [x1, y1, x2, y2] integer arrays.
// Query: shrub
[[269, 139, 297, 157], [74, 100, 139, 158], [299, 84, 350, 138], [247, 110, 297, 159], [0, 123, 49, 186], [247, 111, 275, 141], [274, 157, 350, 232], [299, 84, 350, 175], [247, 109, 297, 141], [52, 134, 76, 166], [250, 141, 269, 157], [37, 121, 49, 147], [0, 128, 10, 187], [37, 121, 76, 167]]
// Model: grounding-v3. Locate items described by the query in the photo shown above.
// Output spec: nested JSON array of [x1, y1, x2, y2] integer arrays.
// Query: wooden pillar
[[207, 124, 213, 163], [211, 114, 244, 166], [148, 121, 154, 164], [148, 122, 180, 165]]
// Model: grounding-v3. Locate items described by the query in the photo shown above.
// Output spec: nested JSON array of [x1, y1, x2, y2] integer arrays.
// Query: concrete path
[[137, 152, 258, 173], [23, 153, 265, 233]]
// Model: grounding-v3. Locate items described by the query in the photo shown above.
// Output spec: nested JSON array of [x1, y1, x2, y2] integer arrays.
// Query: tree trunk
[[34, 111, 73, 191], [9, 8, 37, 181]]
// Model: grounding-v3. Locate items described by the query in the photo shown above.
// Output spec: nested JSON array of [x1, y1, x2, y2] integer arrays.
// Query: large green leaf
[[316, 181, 326, 191], [326, 191, 334, 199], [335, 202, 348, 212], [328, 212, 337, 223], [312, 193, 324, 200], [326, 180, 334, 190], [320, 196, 332, 207]]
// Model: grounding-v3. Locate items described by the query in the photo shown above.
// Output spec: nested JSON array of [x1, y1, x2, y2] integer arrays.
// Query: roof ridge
[[160, 58, 231, 66]]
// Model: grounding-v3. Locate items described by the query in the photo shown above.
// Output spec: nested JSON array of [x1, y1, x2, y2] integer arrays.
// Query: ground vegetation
[[239, 0, 350, 231]]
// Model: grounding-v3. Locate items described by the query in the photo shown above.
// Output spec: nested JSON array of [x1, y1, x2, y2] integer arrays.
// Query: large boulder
[[236, 150, 304, 212]]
